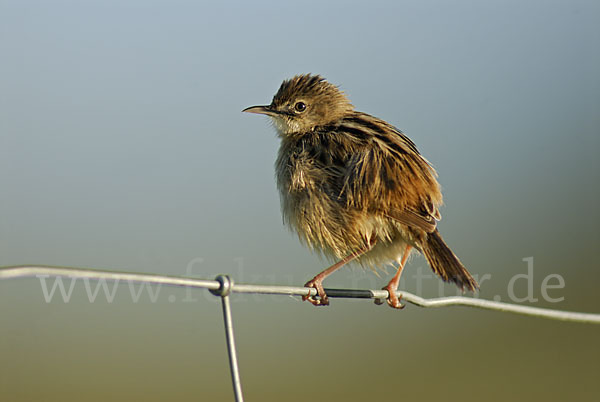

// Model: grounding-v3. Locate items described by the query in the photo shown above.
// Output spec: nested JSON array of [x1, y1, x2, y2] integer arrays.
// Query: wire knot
[[210, 274, 233, 297]]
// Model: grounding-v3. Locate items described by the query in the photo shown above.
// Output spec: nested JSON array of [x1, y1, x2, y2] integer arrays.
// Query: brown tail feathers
[[422, 229, 478, 292]]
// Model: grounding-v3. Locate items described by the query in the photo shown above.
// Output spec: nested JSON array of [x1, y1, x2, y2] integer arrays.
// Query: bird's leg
[[303, 238, 376, 306], [379, 244, 412, 309]]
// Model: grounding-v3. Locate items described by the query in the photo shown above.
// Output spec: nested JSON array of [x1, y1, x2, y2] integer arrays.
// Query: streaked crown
[[243, 74, 354, 135]]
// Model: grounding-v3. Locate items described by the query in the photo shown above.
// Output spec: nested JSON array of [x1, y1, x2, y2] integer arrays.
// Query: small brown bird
[[243, 74, 477, 308]]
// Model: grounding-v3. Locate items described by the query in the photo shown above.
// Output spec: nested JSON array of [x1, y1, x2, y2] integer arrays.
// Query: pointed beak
[[242, 105, 278, 117]]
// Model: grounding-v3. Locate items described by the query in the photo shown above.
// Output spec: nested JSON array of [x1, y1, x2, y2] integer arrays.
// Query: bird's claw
[[375, 286, 405, 309], [302, 279, 330, 306]]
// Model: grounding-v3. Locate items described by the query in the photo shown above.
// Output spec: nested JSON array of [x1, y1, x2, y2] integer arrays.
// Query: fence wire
[[1, 265, 599, 324], [2, 265, 600, 401]]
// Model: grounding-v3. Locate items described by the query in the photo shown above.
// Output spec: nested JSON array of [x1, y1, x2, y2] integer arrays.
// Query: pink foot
[[302, 278, 330, 306], [383, 285, 405, 309]]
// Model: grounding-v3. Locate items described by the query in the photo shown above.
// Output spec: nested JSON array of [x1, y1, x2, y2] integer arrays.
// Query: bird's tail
[[422, 229, 478, 291]]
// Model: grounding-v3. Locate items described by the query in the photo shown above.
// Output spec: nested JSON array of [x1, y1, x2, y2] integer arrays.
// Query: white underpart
[[270, 116, 299, 136]]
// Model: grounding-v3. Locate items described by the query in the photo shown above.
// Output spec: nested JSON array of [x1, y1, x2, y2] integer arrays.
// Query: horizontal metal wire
[[1, 265, 599, 324]]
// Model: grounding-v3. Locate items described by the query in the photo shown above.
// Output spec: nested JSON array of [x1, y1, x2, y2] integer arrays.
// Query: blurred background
[[1, 0, 599, 401]]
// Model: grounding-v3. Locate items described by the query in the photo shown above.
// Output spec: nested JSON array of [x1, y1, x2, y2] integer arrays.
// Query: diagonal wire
[[1, 265, 599, 324], [209, 275, 244, 402]]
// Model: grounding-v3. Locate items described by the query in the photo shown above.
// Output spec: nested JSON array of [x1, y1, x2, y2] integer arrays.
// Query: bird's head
[[243, 74, 354, 136]]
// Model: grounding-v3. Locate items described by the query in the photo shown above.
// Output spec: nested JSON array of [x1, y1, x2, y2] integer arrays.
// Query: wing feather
[[338, 113, 443, 231]]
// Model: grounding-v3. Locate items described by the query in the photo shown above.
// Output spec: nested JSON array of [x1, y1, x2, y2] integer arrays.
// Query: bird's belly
[[280, 187, 414, 268]]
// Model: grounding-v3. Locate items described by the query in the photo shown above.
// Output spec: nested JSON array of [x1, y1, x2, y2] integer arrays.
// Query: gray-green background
[[1, 0, 599, 401]]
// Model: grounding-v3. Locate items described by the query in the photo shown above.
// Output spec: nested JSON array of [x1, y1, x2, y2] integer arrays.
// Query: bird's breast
[[275, 141, 367, 258]]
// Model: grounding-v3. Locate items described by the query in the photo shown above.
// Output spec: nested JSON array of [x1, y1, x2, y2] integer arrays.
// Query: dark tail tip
[[422, 229, 478, 292]]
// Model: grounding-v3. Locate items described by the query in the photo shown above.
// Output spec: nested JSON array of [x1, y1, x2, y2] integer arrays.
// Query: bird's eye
[[294, 102, 307, 112]]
